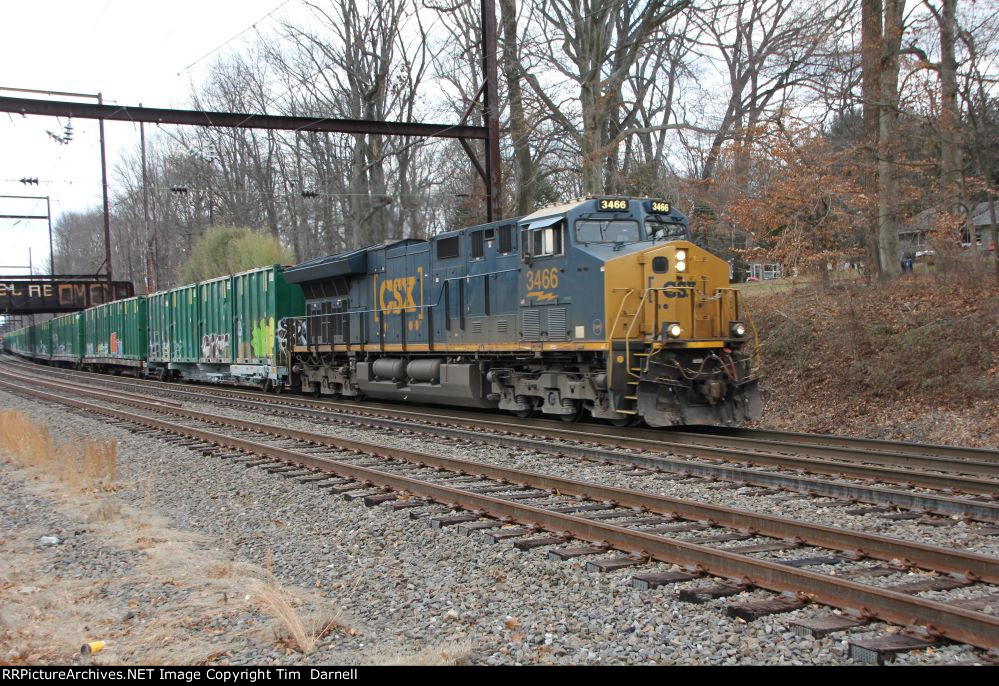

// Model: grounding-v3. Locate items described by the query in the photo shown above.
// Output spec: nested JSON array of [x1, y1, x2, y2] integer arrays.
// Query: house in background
[[900, 203, 998, 253]]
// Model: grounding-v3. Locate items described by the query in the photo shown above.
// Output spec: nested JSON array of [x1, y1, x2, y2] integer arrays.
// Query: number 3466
[[526, 267, 559, 290]]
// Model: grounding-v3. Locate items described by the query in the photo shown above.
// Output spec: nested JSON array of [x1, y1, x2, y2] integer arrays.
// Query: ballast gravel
[[178, 397, 999, 558], [1, 387, 996, 666]]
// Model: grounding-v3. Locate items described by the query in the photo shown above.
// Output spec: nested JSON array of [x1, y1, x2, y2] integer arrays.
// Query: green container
[[83, 296, 148, 362], [3, 326, 26, 355], [51, 312, 83, 361], [198, 275, 234, 364], [34, 319, 52, 359], [147, 290, 169, 362], [232, 265, 305, 365], [148, 284, 200, 363]]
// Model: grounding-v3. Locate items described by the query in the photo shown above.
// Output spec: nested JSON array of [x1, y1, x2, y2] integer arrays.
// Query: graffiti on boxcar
[[202, 332, 230, 360], [250, 317, 275, 358]]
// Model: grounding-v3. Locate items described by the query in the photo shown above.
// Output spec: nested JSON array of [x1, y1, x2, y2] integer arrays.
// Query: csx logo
[[379, 276, 419, 314], [662, 280, 697, 298]]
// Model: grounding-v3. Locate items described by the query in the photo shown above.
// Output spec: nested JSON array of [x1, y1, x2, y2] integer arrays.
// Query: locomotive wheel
[[559, 406, 582, 423], [311, 383, 321, 398], [513, 406, 534, 419], [610, 415, 637, 427]]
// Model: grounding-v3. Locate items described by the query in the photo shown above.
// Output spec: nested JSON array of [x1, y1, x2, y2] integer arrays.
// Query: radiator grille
[[547, 308, 567, 341], [521, 309, 541, 341], [496, 319, 508, 333], [471, 320, 482, 334]]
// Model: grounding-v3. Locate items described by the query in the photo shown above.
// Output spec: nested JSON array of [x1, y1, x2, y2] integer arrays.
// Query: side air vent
[[546, 308, 567, 341], [521, 310, 541, 341]]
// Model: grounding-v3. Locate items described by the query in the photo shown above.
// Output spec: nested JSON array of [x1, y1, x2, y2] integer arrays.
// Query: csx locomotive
[[285, 197, 760, 426]]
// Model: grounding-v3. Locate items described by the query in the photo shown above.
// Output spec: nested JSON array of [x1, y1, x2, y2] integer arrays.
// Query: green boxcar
[[3, 326, 24, 354], [83, 296, 148, 369], [51, 312, 83, 364], [199, 275, 234, 364], [232, 265, 305, 367], [5, 325, 30, 356], [147, 284, 199, 365], [34, 319, 52, 359], [183, 265, 305, 386], [142, 266, 305, 386]]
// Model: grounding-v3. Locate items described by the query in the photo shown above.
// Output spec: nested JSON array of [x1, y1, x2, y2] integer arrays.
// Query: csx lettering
[[662, 280, 696, 298], [379, 277, 418, 314], [526, 268, 559, 291]]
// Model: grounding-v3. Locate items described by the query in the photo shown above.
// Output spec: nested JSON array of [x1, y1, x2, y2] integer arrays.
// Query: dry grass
[[0, 410, 117, 491], [250, 580, 347, 655]]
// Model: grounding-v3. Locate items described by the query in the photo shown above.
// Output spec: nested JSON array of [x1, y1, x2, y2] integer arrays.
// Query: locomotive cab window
[[522, 218, 564, 261], [575, 219, 640, 244], [646, 217, 690, 242]]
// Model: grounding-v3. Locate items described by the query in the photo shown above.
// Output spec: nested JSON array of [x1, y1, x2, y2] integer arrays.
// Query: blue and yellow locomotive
[[285, 197, 760, 426]]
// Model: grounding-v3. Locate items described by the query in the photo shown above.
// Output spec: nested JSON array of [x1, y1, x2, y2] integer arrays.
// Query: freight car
[[51, 312, 84, 365], [81, 296, 148, 373], [3, 265, 304, 390], [145, 265, 304, 388], [285, 197, 760, 426]]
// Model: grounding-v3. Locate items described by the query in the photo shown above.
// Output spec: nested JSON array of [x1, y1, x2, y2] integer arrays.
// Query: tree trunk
[[499, 0, 535, 216], [937, 0, 965, 227], [877, 0, 904, 280], [862, 0, 883, 280]]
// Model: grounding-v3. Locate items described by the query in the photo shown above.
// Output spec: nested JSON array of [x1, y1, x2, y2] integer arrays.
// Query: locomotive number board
[[597, 198, 629, 211]]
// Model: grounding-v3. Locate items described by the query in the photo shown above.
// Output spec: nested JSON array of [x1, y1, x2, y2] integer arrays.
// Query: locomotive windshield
[[646, 217, 689, 242], [574, 219, 641, 244]]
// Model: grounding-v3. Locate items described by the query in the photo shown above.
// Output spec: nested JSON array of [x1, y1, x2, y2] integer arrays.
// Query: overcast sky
[[0, 0, 302, 276]]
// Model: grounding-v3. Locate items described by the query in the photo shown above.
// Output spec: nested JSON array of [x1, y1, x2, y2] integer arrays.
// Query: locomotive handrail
[[608, 287, 635, 390]]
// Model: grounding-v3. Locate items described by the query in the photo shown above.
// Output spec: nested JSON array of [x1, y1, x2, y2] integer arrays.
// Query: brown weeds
[[0, 411, 117, 491], [250, 580, 346, 655]]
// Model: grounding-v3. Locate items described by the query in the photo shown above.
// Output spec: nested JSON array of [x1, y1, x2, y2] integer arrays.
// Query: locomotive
[[285, 197, 760, 426]]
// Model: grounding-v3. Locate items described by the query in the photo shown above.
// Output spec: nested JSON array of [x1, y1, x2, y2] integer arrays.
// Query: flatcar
[[285, 197, 760, 426]]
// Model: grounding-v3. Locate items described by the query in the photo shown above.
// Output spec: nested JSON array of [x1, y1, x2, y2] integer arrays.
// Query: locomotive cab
[[507, 197, 760, 425]]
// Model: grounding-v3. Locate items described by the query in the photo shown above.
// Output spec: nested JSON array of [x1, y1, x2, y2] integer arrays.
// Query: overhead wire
[[180, 0, 297, 75]]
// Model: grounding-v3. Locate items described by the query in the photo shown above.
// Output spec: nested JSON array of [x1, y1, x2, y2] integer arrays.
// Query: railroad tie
[[727, 595, 809, 621], [848, 633, 939, 665]]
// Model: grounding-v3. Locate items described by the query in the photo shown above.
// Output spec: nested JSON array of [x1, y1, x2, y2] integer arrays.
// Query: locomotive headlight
[[675, 250, 686, 261], [730, 321, 747, 338], [675, 260, 687, 272], [665, 322, 683, 338]]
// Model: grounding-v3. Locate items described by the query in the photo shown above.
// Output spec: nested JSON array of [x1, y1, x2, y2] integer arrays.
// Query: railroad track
[[1, 366, 998, 663], [5, 357, 999, 522], [8, 354, 993, 467]]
